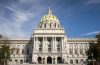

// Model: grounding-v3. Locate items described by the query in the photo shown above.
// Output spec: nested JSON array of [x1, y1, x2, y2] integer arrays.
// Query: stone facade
[[0, 8, 97, 65]]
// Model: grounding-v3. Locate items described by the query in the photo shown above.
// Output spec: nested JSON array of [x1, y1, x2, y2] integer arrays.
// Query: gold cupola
[[41, 7, 59, 23]]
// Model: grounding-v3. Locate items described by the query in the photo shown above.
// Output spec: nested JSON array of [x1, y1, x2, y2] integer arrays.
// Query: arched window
[[70, 59, 73, 64]]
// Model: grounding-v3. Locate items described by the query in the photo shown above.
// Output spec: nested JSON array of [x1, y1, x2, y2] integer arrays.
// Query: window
[[39, 48, 42, 52], [22, 49, 25, 54], [26, 59, 28, 63], [27, 49, 29, 54], [58, 24, 59, 28], [50, 23, 51, 28], [80, 59, 83, 63], [57, 48, 60, 52], [10, 59, 12, 62], [70, 59, 73, 64], [11, 48, 14, 54], [57, 44, 60, 52], [55, 23, 56, 28], [69, 48, 72, 54], [15, 59, 18, 62], [75, 48, 78, 55], [20, 60, 23, 64], [39, 44, 42, 52], [16, 49, 19, 54], [80, 49, 83, 54], [48, 48, 51, 52], [75, 59, 78, 64], [44, 23, 46, 28]]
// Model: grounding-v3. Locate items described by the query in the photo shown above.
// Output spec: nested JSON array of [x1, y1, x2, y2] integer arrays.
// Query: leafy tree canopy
[[0, 35, 11, 65]]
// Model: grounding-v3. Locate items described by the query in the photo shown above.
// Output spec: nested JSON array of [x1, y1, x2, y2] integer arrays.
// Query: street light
[[4, 52, 7, 65], [92, 53, 94, 65]]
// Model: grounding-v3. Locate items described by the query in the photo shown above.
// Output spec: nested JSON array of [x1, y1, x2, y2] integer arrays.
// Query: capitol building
[[0, 8, 97, 65]]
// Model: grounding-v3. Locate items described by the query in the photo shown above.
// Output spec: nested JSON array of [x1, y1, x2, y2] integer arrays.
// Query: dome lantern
[[47, 7, 52, 15]]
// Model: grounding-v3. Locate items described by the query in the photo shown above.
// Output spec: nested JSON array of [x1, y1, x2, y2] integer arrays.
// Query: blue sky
[[0, 0, 100, 38]]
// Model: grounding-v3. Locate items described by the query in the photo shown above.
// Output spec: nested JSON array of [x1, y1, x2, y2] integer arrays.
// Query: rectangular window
[[48, 48, 51, 52]]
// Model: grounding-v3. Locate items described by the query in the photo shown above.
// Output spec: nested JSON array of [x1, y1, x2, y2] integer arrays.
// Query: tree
[[86, 41, 97, 60], [0, 35, 11, 65], [86, 33, 100, 65], [95, 33, 100, 62]]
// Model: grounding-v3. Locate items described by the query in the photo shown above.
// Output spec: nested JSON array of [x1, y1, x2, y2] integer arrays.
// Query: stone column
[[82, 44, 84, 56], [55, 57, 57, 64], [45, 37, 47, 53], [52, 37, 54, 53], [32, 36, 36, 63], [72, 44, 74, 57], [54, 37, 57, 53], [36, 37, 38, 52], [33, 36, 36, 53], [45, 56, 47, 64], [61, 37, 64, 53], [77, 44, 79, 56]]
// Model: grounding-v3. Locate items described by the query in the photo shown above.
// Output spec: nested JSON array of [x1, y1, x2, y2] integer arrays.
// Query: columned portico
[[32, 8, 66, 64]]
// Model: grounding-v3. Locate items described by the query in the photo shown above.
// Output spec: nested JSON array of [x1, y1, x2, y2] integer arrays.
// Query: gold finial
[[48, 7, 52, 15]]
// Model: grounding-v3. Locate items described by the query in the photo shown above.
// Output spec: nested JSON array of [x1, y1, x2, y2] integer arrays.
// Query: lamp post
[[92, 53, 94, 65], [4, 52, 7, 65]]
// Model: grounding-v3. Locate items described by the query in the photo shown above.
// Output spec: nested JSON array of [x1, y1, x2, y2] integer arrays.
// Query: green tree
[[95, 33, 100, 62], [0, 35, 11, 65], [86, 41, 97, 60], [86, 33, 100, 65]]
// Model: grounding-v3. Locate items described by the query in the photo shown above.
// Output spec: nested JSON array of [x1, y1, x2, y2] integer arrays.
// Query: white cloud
[[79, 31, 100, 36], [6, 7, 33, 23], [0, 6, 35, 38], [0, 1, 47, 38]]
